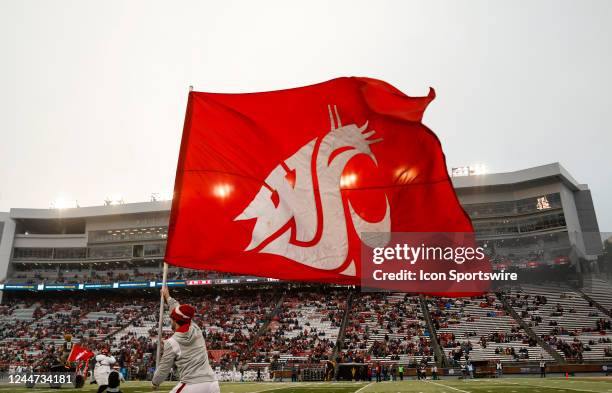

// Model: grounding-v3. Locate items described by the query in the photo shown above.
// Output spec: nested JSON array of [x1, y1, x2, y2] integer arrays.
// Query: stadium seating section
[[1, 277, 612, 376]]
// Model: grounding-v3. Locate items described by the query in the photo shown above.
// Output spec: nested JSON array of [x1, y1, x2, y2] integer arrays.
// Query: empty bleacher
[[506, 284, 612, 362], [429, 295, 552, 363]]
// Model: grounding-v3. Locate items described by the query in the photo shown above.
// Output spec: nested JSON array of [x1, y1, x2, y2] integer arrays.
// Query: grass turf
[[1, 377, 612, 392]]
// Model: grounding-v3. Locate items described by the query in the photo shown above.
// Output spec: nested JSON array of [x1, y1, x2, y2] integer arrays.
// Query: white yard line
[[354, 381, 375, 393], [425, 380, 471, 393], [490, 379, 520, 385], [504, 380, 598, 393], [250, 383, 298, 393]]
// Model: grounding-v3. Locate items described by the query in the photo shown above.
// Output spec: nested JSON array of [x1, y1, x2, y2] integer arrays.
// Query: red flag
[[166, 77, 473, 285], [67, 344, 94, 362]]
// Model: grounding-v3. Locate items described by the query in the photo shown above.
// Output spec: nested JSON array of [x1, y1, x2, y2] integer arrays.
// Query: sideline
[[500, 379, 599, 393], [251, 383, 299, 393], [425, 379, 471, 393], [354, 381, 375, 392]]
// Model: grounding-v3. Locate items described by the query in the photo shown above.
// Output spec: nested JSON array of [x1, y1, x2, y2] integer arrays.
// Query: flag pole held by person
[[151, 285, 219, 393], [155, 262, 169, 369]]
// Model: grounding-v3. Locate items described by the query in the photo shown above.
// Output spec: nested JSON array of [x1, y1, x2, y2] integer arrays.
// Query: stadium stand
[[253, 289, 346, 365], [0, 294, 147, 372], [428, 294, 551, 364], [581, 277, 612, 315], [506, 283, 612, 362], [4, 263, 233, 284], [341, 293, 432, 366], [1, 278, 612, 377]]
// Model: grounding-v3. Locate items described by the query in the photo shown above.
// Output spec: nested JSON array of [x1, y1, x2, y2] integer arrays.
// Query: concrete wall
[[0, 213, 17, 303], [0, 213, 16, 282], [9, 200, 171, 220], [574, 189, 603, 256], [85, 211, 170, 233], [12, 234, 88, 248], [557, 184, 589, 261], [455, 179, 563, 205]]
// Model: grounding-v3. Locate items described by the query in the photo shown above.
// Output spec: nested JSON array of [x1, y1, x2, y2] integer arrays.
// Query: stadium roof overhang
[[9, 200, 172, 220], [451, 162, 586, 192], [6, 163, 588, 220]]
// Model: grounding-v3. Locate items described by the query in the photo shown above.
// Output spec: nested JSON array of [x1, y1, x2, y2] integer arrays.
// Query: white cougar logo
[[235, 106, 390, 276]]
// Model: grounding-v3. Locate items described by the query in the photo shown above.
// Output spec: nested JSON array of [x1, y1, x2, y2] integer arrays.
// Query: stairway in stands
[[419, 295, 445, 367], [575, 276, 612, 318], [496, 291, 564, 363], [332, 290, 353, 362], [502, 282, 612, 362]]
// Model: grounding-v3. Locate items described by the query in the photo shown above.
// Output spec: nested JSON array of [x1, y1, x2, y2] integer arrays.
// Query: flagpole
[[155, 84, 191, 371], [155, 262, 169, 369]]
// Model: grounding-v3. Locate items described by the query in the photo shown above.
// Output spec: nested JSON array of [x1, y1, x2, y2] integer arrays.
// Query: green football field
[[2, 377, 612, 393]]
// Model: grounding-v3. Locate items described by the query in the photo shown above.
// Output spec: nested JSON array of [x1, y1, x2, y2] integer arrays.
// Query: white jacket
[[152, 297, 216, 386], [94, 354, 116, 385]]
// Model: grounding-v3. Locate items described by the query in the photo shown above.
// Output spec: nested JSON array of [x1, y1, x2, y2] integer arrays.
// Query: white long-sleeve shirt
[[94, 354, 116, 385], [152, 297, 216, 386]]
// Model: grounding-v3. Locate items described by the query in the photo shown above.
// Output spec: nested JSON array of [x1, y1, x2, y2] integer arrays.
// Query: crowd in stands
[[506, 285, 612, 362], [4, 266, 238, 284], [341, 293, 431, 364], [0, 294, 151, 372], [109, 289, 279, 373], [430, 295, 540, 364], [253, 290, 345, 365], [2, 281, 612, 376]]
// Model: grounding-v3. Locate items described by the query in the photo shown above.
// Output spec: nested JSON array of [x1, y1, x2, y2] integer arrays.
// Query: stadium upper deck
[[0, 162, 604, 293], [453, 162, 602, 270]]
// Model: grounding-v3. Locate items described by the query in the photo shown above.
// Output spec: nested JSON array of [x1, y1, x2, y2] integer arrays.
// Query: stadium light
[[104, 194, 125, 206], [150, 191, 174, 202], [472, 163, 488, 176], [451, 166, 470, 177], [50, 197, 79, 209], [451, 164, 488, 177]]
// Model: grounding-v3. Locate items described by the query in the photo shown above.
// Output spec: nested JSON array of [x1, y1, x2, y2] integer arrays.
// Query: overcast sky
[[1, 0, 610, 230]]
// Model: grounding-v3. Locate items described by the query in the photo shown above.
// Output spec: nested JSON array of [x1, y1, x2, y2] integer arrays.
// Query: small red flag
[[67, 344, 94, 362], [165, 77, 473, 285]]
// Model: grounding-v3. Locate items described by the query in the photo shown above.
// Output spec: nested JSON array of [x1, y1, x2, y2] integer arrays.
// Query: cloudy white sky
[[1, 0, 610, 230]]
